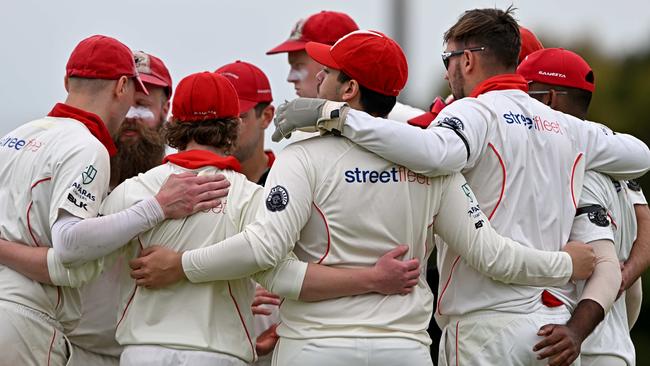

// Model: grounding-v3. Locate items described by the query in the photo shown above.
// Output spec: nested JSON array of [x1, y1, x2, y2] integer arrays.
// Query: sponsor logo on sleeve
[[266, 186, 289, 212], [82, 165, 97, 184], [0, 136, 45, 152], [439, 117, 464, 131], [576, 205, 610, 227], [67, 193, 88, 211]]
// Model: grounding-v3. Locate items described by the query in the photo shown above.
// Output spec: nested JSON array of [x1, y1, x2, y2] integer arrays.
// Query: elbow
[[52, 245, 82, 267]]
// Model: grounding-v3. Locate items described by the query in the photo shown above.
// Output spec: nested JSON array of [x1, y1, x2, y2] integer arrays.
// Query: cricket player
[[0, 36, 226, 365], [131, 30, 596, 366], [66, 50, 174, 366], [270, 8, 650, 366], [216, 60, 280, 365], [267, 10, 423, 125], [519, 47, 650, 366]]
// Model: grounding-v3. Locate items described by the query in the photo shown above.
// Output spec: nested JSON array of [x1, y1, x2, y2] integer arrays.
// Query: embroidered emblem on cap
[[266, 185, 289, 212], [134, 51, 151, 75], [289, 19, 306, 40]]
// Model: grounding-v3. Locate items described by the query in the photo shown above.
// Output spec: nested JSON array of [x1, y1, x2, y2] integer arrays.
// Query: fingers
[[271, 127, 284, 142], [252, 295, 282, 307], [251, 306, 273, 316], [131, 268, 146, 280], [548, 348, 576, 366], [129, 257, 145, 270], [533, 325, 559, 351], [384, 244, 409, 259], [536, 335, 567, 359], [193, 199, 225, 212], [404, 258, 420, 271]]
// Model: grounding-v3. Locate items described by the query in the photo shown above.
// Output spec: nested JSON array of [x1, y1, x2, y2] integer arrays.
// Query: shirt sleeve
[[251, 252, 308, 301], [433, 172, 573, 286], [47, 243, 128, 288], [50, 142, 111, 225], [570, 120, 650, 180], [625, 180, 647, 205], [341, 99, 491, 177], [569, 172, 615, 244], [182, 145, 316, 282]]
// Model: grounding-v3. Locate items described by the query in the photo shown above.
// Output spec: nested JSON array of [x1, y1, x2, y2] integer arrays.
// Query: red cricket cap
[[66, 35, 148, 95], [171, 72, 240, 122], [518, 26, 544, 64], [134, 51, 173, 96], [215, 60, 273, 114], [266, 11, 359, 55], [305, 30, 408, 96], [517, 48, 595, 92]]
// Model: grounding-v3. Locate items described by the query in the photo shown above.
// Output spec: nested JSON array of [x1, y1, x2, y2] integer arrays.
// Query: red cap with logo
[[518, 26, 544, 64], [517, 48, 595, 92], [171, 72, 240, 122], [66, 35, 148, 95], [305, 30, 408, 96], [266, 11, 359, 55], [215, 61, 273, 114], [134, 51, 173, 96]]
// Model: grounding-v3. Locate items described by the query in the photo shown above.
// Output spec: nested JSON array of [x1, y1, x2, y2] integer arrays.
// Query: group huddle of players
[[0, 6, 648, 366]]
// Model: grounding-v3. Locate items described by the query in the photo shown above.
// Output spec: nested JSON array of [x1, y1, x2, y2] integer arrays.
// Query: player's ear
[[64, 75, 70, 92], [341, 79, 359, 103], [114, 76, 130, 97], [261, 105, 275, 128]]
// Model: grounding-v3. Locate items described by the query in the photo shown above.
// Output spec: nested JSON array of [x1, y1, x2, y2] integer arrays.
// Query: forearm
[[580, 240, 621, 312], [623, 204, 650, 286], [343, 110, 467, 176], [299, 263, 378, 301], [566, 299, 604, 342], [52, 197, 164, 266], [0, 240, 52, 284], [253, 254, 307, 301]]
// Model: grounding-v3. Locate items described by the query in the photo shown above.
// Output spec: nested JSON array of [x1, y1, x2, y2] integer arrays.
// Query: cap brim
[[238, 99, 258, 114], [266, 40, 308, 55], [134, 75, 149, 95], [305, 42, 340, 70]]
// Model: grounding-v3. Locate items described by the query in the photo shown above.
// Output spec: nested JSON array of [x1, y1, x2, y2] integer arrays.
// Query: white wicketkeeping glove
[[272, 98, 349, 142]]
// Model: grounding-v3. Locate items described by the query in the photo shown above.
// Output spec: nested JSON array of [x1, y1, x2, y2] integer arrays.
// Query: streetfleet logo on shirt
[[344, 166, 431, 185], [0, 135, 45, 152], [503, 111, 563, 135]]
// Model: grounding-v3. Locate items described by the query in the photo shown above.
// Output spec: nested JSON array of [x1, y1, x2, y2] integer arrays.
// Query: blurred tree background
[[427, 37, 650, 362]]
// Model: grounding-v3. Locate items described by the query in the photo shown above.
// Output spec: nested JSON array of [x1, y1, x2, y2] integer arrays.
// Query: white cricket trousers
[[272, 337, 433, 366], [120, 345, 248, 366], [439, 306, 580, 366], [0, 300, 70, 366], [581, 355, 627, 366]]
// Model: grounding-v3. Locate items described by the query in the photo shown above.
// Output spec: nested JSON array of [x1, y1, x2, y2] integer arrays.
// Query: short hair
[[337, 72, 396, 118], [253, 102, 271, 118], [534, 82, 593, 116], [67, 76, 117, 94], [444, 6, 520, 71], [164, 118, 239, 153]]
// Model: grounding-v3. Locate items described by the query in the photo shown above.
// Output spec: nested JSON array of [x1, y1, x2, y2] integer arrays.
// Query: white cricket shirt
[[0, 106, 111, 331]]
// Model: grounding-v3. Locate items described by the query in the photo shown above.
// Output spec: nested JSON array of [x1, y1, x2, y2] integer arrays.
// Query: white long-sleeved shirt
[[180, 135, 574, 344], [570, 172, 645, 365], [48, 157, 307, 363], [339, 89, 650, 317], [0, 115, 110, 332]]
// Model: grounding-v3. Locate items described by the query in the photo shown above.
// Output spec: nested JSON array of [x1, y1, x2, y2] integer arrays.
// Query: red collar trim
[[47, 103, 118, 157], [264, 150, 276, 168], [163, 150, 241, 172], [469, 74, 529, 98]]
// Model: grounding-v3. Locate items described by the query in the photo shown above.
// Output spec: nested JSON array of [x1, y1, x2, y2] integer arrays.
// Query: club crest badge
[[82, 165, 97, 185], [266, 185, 289, 212]]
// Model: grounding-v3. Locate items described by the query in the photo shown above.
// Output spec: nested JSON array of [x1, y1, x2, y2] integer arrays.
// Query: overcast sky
[[2, 0, 649, 151]]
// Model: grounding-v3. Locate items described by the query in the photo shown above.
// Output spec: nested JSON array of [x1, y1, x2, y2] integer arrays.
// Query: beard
[[450, 63, 467, 100], [110, 119, 166, 188]]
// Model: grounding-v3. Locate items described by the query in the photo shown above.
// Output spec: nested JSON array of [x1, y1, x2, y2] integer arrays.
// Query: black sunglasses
[[441, 46, 486, 70]]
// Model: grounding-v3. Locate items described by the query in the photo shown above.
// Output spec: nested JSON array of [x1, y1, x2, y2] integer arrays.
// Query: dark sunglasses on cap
[[441, 46, 486, 70]]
